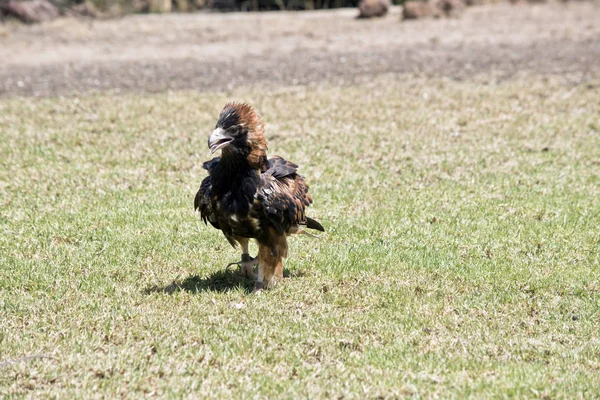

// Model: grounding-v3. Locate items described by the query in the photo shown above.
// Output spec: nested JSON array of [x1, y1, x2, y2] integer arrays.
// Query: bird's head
[[208, 102, 268, 168]]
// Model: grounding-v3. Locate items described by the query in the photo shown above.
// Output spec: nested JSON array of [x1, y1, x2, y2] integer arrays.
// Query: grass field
[[1, 74, 599, 398]]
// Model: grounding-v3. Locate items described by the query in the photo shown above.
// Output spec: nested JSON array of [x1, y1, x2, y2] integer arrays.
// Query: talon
[[253, 281, 264, 293], [226, 261, 241, 270], [225, 254, 258, 277], [268, 276, 282, 287]]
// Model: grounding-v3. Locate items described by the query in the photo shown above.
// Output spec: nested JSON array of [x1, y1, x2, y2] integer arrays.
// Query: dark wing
[[194, 157, 220, 229], [263, 156, 298, 178], [256, 156, 322, 235]]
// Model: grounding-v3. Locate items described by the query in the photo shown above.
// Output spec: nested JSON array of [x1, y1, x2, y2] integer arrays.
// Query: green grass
[[1, 74, 599, 398]]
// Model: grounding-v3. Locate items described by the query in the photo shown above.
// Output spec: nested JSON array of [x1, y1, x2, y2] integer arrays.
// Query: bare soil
[[1, 2, 599, 96]]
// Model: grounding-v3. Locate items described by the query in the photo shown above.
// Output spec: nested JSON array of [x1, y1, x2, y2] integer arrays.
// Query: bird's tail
[[306, 217, 325, 232]]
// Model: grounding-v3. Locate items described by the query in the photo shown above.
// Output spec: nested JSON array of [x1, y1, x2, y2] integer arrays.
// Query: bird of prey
[[195, 103, 324, 291]]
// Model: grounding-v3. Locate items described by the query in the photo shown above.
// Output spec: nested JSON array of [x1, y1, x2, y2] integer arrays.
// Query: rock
[[357, 0, 391, 18], [1, 0, 59, 23], [402, 1, 439, 19], [431, 0, 466, 16]]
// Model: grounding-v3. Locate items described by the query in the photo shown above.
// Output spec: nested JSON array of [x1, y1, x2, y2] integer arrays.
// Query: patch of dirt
[[1, 2, 599, 96]]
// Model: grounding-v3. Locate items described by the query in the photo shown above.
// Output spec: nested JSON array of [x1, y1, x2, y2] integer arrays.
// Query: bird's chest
[[210, 166, 261, 237], [214, 194, 261, 237]]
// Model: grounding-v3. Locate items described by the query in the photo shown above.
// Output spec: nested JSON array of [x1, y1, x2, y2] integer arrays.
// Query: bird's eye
[[229, 125, 243, 136]]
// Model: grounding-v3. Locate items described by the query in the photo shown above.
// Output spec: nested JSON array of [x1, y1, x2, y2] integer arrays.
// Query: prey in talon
[[194, 103, 324, 291]]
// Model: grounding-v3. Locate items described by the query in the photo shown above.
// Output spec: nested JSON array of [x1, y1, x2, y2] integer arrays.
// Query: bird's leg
[[240, 253, 258, 278], [237, 237, 257, 278], [254, 245, 271, 292], [253, 244, 282, 292], [264, 257, 283, 286], [269, 234, 286, 284], [254, 264, 265, 292], [273, 258, 284, 281]]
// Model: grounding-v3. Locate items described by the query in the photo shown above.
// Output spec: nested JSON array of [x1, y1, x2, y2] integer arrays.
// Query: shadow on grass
[[144, 268, 309, 295], [144, 269, 254, 294]]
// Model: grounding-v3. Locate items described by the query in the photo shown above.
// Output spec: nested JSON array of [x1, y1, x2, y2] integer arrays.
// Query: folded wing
[[256, 156, 323, 235], [194, 158, 220, 229]]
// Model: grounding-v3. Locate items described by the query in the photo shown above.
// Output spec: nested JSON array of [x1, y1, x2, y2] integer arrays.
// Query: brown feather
[[223, 102, 268, 169]]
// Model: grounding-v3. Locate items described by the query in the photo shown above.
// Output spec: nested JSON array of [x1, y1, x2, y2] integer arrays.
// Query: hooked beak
[[208, 128, 233, 154]]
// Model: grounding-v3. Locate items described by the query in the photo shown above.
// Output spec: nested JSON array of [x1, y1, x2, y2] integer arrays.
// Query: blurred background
[[3, 0, 405, 15], [1, 0, 599, 97]]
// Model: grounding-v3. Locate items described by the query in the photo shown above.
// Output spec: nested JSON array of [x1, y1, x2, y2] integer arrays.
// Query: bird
[[194, 102, 324, 291]]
